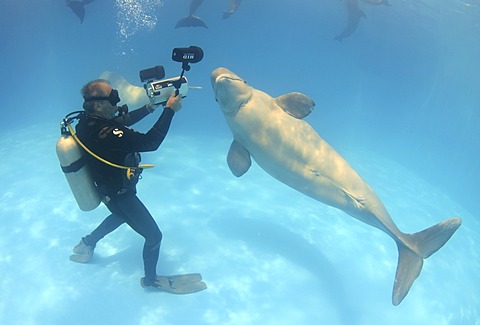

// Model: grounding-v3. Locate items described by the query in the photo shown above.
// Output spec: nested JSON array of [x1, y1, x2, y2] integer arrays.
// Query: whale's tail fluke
[[393, 245, 423, 305], [392, 218, 462, 305], [66, 0, 96, 24], [175, 15, 208, 28]]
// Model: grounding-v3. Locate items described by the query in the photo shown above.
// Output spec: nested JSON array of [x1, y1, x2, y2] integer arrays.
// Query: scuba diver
[[69, 79, 183, 289]]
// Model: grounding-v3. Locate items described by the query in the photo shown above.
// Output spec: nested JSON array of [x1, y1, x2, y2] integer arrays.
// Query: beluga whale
[[175, 0, 208, 28], [223, 0, 242, 19], [335, 0, 366, 42], [210, 67, 462, 305]]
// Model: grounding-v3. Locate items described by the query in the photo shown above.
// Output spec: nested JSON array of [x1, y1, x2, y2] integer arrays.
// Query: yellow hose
[[67, 124, 154, 177]]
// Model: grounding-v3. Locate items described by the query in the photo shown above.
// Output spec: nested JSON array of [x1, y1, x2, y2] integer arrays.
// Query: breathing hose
[[66, 123, 154, 180]]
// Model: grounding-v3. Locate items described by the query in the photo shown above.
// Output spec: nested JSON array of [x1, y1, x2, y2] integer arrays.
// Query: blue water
[[1, 0, 479, 324]]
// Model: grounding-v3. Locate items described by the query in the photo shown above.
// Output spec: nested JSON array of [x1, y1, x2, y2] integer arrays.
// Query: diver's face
[[95, 100, 118, 120], [94, 84, 119, 120]]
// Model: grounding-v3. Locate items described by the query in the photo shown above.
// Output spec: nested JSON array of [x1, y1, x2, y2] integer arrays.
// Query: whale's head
[[211, 67, 252, 115]]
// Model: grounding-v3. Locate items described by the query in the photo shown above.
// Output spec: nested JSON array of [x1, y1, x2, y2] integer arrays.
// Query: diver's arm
[[104, 107, 175, 153], [137, 94, 182, 150], [143, 107, 176, 150], [113, 104, 153, 126], [104, 93, 181, 152]]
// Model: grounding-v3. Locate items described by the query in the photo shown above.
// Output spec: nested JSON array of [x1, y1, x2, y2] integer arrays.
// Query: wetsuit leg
[[84, 213, 125, 248], [105, 193, 162, 283]]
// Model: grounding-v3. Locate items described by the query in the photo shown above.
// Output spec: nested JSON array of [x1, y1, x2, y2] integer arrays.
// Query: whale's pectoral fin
[[227, 140, 251, 177], [275, 92, 315, 119]]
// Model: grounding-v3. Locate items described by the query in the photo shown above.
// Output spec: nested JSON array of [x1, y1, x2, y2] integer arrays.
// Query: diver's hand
[[166, 91, 182, 112]]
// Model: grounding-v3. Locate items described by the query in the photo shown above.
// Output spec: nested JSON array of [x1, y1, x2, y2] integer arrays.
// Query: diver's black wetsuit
[[76, 105, 175, 284]]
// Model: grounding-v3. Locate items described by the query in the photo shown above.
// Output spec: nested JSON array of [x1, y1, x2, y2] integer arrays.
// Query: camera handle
[[172, 64, 190, 96]]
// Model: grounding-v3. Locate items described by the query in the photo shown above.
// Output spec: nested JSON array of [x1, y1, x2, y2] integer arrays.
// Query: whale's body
[[223, 0, 242, 19], [335, 0, 366, 42], [211, 67, 462, 305]]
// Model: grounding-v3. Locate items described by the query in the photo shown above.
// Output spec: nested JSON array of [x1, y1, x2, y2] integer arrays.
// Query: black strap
[[61, 156, 86, 173]]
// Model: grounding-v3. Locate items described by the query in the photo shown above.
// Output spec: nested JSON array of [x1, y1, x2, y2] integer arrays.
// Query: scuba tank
[[56, 112, 102, 211], [56, 110, 155, 211]]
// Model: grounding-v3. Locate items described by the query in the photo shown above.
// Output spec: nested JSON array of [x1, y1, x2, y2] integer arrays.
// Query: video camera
[[140, 68, 189, 106], [140, 46, 204, 106]]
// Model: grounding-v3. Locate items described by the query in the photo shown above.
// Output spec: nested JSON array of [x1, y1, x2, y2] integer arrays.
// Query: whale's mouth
[[211, 67, 252, 115], [213, 75, 244, 100]]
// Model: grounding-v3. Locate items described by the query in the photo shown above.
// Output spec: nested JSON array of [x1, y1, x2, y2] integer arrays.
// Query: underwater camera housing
[[140, 46, 203, 106], [142, 74, 189, 106]]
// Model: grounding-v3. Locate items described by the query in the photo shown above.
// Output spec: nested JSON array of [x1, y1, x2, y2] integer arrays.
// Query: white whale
[[99, 71, 149, 108], [210, 67, 462, 305]]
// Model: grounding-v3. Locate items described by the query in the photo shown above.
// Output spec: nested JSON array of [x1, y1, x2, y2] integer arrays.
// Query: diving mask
[[84, 89, 121, 106]]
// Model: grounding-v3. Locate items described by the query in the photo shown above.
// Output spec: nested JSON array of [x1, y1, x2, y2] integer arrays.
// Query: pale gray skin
[[223, 0, 242, 19], [211, 67, 462, 305]]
